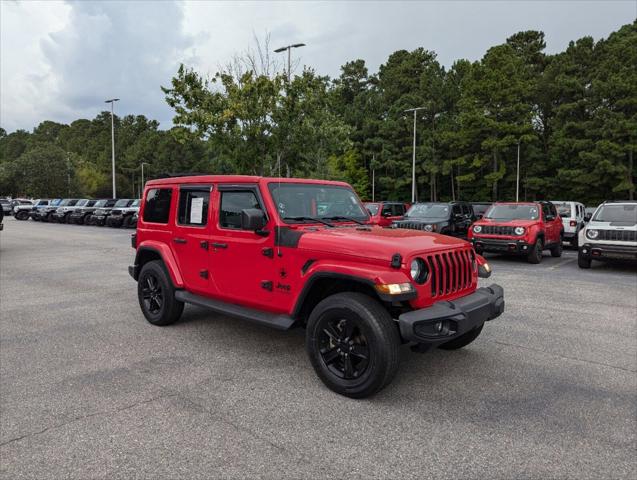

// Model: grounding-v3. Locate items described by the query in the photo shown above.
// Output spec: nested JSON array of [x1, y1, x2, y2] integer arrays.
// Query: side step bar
[[174, 290, 295, 331]]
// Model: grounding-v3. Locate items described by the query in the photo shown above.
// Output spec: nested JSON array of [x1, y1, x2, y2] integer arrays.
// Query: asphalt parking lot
[[1, 216, 636, 479]]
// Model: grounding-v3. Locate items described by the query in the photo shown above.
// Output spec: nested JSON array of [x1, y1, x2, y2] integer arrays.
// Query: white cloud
[[1, 0, 635, 132]]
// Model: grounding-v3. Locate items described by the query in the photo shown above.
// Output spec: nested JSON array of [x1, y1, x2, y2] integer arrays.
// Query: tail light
[[569, 220, 577, 227]]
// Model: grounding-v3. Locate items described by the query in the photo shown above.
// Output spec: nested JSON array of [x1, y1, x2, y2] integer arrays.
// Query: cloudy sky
[[1, 0, 635, 133]]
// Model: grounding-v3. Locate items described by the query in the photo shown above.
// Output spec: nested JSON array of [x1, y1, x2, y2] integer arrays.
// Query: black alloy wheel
[[318, 317, 370, 380], [141, 273, 164, 315]]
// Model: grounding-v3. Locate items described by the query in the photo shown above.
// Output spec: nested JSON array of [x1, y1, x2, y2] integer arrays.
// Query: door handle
[[212, 242, 227, 249], [173, 238, 187, 244]]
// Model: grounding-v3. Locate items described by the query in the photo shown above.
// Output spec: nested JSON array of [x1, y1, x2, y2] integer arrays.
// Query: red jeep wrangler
[[364, 201, 409, 227], [129, 176, 504, 398], [468, 201, 564, 263]]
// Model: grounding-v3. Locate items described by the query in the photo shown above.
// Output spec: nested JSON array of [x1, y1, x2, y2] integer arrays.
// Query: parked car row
[[365, 199, 636, 267], [13, 198, 140, 228]]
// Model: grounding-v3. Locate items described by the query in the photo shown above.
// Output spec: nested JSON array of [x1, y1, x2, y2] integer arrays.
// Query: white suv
[[578, 201, 637, 268], [551, 201, 586, 247]]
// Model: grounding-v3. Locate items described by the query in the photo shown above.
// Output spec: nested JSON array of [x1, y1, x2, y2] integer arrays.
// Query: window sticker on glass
[[190, 197, 204, 224]]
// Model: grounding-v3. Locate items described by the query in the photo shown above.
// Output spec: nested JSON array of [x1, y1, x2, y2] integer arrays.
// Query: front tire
[[305, 292, 400, 399], [137, 260, 184, 326], [15, 210, 29, 221], [578, 251, 592, 269], [439, 324, 484, 350], [527, 238, 543, 264]]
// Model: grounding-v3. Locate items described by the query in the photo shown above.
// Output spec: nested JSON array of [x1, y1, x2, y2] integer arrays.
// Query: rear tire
[[578, 251, 592, 269], [527, 238, 543, 264], [306, 292, 400, 398], [137, 260, 184, 326], [439, 324, 484, 350], [550, 238, 563, 257], [15, 210, 29, 221]]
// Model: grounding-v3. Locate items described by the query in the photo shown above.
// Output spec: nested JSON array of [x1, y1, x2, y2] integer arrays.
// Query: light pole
[[105, 98, 119, 198], [141, 162, 150, 192], [404, 107, 427, 203], [274, 43, 306, 82], [516, 139, 521, 202]]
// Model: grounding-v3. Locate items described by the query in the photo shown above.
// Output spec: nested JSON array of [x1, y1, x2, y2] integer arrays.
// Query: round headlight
[[423, 224, 433, 232], [410, 258, 428, 284], [473, 225, 482, 234], [586, 229, 598, 239], [514, 226, 525, 235]]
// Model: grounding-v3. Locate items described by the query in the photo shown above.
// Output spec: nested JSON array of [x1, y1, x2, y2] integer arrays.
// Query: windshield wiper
[[322, 215, 366, 225], [283, 216, 334, 227]]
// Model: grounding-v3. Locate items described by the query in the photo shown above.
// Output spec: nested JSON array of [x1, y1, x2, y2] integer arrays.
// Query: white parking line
[[549, 258, 577, 270]]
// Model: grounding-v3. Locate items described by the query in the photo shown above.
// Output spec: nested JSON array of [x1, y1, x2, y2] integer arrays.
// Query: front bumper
[[580, 243, 637, 261], [471, 238, 530, 255], [398, 284, 504, 346]]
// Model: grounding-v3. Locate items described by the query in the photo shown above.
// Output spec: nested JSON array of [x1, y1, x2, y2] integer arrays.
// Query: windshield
[[269, 183, 369, 223], [365, 203, 379, 215], [93, 200, 107, 207], [132, 199, 141, 207], [76, 199, 89, 207], [406, 203, 450, 219], [472, 204, 491, 215], [485, 204, 539, 220], [592, 204, 637, 223], [114, 199, 131, 207], [58, 199, 73, 207], [552, 202, 572, 217], [0, 200, 9, 205]]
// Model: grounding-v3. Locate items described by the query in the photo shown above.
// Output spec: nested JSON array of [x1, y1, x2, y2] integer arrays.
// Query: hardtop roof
[[145, 175, 352, 188]]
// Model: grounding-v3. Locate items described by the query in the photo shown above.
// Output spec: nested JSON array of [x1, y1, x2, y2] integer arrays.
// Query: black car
[[106, 199, 141, 228], [471, 202, 492, 220], [90, 198, 134, 226], [392, 201, 476, 238], [70, 199, 115, 225]]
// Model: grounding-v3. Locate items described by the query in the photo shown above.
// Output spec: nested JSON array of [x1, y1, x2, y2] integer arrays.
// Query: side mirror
[[241, 208, 267, 232], [584, 213, 592, 222], [382, 211, 392, 217]]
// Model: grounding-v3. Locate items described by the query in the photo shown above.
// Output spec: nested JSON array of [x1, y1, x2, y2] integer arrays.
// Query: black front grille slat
[[482, 225, 515, 235], [597, 229, 636, 242]]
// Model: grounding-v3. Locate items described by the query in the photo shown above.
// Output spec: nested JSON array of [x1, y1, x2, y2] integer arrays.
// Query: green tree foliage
[[1, 22, 635, 204]]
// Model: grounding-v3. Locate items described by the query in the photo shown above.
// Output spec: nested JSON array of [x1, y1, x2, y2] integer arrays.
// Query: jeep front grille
[[111, 209, 122, 215], [425, 249, 474, 298], [395, 222, 427, 230], [596, 229, 637, 242], [480, 225, 515, 235]]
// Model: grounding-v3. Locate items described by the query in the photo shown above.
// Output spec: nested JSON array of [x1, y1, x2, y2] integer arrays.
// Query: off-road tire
[[123, 216, 134, 228], [15, 210, 29, 221], [137, 260, 184, 326], [527, 238, 543, 264], [439, 324, 484, 350], [578, 251, 592, 269], [550, 238, 563, 257], [306, 292, 400, 399], [570, 234, 579, 248]]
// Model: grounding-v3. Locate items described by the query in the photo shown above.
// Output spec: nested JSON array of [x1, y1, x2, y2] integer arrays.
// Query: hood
[[475, 218, 538, 227], [587, 220, 637, 231], [296, 225, 467, 261]]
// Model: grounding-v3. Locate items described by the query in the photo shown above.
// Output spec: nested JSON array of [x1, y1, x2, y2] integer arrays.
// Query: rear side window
[[220, 190, 262, 229], [392, 204, 404, 216], [178, 188, 210, 226], [143, 188, 172, 224]]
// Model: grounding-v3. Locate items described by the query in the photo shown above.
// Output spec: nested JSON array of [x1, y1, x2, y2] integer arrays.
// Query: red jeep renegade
[[129, 176, 504, 398], [468, 201, 564, 263]]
